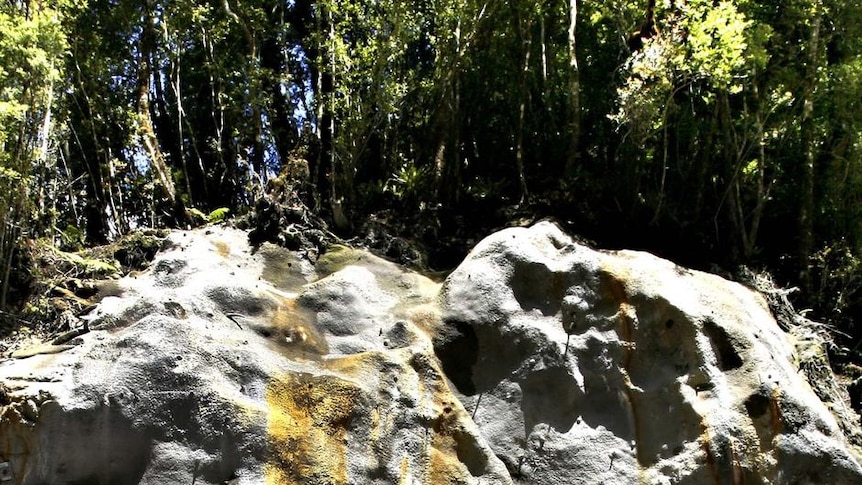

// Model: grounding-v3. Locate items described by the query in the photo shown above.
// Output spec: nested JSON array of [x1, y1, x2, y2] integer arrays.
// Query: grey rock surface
[[1, 221, 860, 484], [436, 221, 862, 484], [0, 226, 509, 484]]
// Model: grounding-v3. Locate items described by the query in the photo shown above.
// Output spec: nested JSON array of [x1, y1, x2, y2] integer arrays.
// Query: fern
[[45, 244, 119, 276], [207, 207, 230, 223], [187, 208, 207, 222]]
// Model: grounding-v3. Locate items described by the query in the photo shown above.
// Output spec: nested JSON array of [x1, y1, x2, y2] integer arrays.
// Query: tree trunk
[[435, 17, 464, 207], [315, 3, 342, 229], [564, 0, 581, 178], [0, 224, 17, 310], [798, 4, 823, 292], [138, 0, 177, 207], [173, 42, 194, 206], [261, 31, 297, 170], [744, 74, 769, 260], [35, 61, 56, 237], [515, 9, 532, 204]]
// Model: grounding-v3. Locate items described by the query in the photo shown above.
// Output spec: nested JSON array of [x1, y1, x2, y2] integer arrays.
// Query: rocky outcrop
[[0, 227, 509, 484], [436, 222, 862, 484], [1, 222, 860, 484]]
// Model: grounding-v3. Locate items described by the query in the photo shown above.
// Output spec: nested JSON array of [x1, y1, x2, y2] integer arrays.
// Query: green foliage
[[187, 208, 208, 225], [1, 0, 862, 359], [0, 166, 26, 183], [58, 225, 86, 252], [0, 0, 69, 155], [0, 0, 73, 309], [184, 207, 230, 225], [811, 242, 862, 323], [613, 0, 764, 134], [42, 242, 119, 278], [207, 207, 230, 223], [466, 177, 507, 201], [684, 0, 753, 90], [384, 163, 432, 205]]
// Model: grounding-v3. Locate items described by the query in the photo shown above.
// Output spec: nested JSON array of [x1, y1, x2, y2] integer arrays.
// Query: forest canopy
[[3, 0, 862, 359]]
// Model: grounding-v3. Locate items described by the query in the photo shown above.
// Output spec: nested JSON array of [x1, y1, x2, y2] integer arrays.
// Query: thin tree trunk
[[799, 4, 822, 291], [157, 15, 194, 207], [319, 4, 343, 229], [138, 1, 177, 206], [515, 11, 532, 204], [0, 224, 16, 310], [59, 143, 79, 225], [37, 62, 56, 236], [564, 0, 581, 178], [452, 65, 462, 205], [540, 16, 548, 83], [69, 58, 111, 242], [744, 74, 768, 259], [174, 42, 194, 206], [226, 0, 265, 189], [104, 151, 126, 237], [203, 26, 222, 201], [435, 17, 464, 206]]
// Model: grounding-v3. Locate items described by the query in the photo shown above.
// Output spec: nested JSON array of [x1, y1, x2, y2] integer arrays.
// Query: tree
[[0, 0, 70, 307]]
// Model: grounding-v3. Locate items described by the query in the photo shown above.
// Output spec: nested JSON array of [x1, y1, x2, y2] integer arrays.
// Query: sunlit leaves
[[0, 1, 69, 132], [613, 0, 763, 134], [685, 1, 751, 90], [0, 0, 71, 182], [0, 0, 77, 307]]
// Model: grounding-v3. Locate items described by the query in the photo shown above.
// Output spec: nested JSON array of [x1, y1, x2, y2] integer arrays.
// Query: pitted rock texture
[[436, 221, 862, 484], [1, 222, 861, 484], [0, 226, 509, 485]]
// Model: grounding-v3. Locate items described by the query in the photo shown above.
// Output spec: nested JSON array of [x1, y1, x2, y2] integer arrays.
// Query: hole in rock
[[744, 388, 772, 418], [30, 405, 151, 485], [433, 321, 479, 395], [703, 318, 743, 371], [510, 261, 567, 317]]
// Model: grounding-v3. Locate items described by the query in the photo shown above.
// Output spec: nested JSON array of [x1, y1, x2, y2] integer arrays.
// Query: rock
[[1, 221, 860, 484], [436, 221, 862, 484], [10, 343, 76, 359], [0, 226, 509, 485]]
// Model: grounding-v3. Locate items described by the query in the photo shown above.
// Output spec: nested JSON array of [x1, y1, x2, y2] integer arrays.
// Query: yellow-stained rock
[[266, 373, 360, 485]]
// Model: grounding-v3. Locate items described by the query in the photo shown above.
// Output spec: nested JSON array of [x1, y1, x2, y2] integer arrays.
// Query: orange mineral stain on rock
[[212, 240, 230, 258], [599, 262, 647, 470], [425, 385, 487, 484], [324, 350, 388, 374], [428, 403, 463, 483], [258, 294, 328, 358], [0, 394, 40, 485], [770, 386, 783, 435], [265, 373, 361, 484], [398, 456, 410, 485], [428, 408, 484, 483]]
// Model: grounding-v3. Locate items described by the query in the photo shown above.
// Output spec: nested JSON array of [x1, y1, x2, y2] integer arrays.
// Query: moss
[[315, 245, 367, 278], [3, 229, 168, 338], [260, 244, 308, 291], [112, 230, 169, 271]]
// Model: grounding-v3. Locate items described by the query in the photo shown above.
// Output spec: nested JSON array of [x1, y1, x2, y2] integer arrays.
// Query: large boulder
[[0, 226, 509, 484], [436, 221, 862, 484], [1, 221, 860, 484]]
